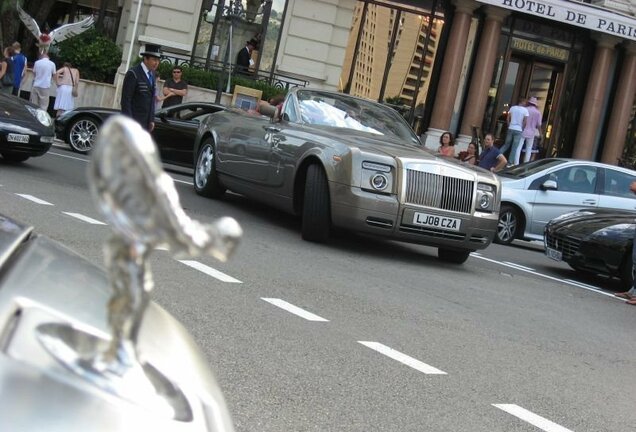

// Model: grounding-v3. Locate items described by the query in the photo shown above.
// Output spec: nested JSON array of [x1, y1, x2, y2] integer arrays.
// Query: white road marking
[[62, 212, 107, 225], [179, 260, 242, 283], [503, 261, 535, 271], [261, 298, 329, 322], [15, 194, 54, 205], [470, 253, 619, 299], [358, 341, 447, 375], [493, 404, 574, 432]]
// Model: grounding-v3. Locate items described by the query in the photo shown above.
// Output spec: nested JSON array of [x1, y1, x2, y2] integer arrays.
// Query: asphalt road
[[1, 144, 635, 432]]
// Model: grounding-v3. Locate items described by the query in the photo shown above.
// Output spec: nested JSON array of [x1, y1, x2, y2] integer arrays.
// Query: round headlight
[[479, 194, 491, 209], [371, 174, 388, 191]]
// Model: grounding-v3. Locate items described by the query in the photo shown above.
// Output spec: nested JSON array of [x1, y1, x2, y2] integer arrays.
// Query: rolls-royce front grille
[[405, 170, 474, 214], [545, 232, 581, 260]]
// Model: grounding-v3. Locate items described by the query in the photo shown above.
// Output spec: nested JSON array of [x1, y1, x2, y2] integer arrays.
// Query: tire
[[301, 164, 331, 242], [1, 153, 29, 163], [194, 138, 226, 198], [619, 251, 634, 291], [67, 115, 100, 153], [496, 204, 519, 245], [438, 248, 470, 264]]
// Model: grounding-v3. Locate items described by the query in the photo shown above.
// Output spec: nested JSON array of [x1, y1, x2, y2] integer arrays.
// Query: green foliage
[[156, 61, 286, 102], [55, 28, 122, 83]]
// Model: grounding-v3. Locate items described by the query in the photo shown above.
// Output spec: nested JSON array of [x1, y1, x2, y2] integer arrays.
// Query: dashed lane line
[[261, 298, 329, 322], [62, 212, 107, 225], [358, 341, 447, 375], [470, 253, 622, 300], [493, 404, 574, 432], [178, 260, 242, 283], [15, 194, 54, 205]]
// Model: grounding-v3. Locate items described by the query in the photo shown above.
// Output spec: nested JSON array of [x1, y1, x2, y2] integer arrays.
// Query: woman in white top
[[54, 62, 80, 117]]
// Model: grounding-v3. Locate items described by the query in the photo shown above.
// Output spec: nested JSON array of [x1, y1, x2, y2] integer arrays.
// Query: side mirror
[[541, 179, 558, 191]]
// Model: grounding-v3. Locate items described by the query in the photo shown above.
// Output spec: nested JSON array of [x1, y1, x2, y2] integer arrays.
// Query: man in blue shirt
[[477, 133, 507, 172], [11, 42, 27, 97]]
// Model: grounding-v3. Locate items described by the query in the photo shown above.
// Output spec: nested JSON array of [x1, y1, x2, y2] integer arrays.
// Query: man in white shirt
[[30, 52, 56, 110], [500, 98, 528, 164]]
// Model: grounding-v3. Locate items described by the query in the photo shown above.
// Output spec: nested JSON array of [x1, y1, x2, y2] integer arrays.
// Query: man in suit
[[235, 39, 256, 75], [121, 43, 161, 131]]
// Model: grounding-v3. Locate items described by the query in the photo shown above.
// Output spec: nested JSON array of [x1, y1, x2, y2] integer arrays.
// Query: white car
[[495, 158, 636, 244]]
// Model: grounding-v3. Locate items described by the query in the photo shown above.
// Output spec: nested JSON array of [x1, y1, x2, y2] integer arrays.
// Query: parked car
[[544, 208, 636, 289], [192, 88, 501, 263], [495, 158, 636, 244], [0, 92, 55, 162], [54, 102, 224, 165]]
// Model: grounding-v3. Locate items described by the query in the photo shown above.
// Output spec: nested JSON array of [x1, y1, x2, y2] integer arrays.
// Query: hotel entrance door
[[494, 56, 564, 158]]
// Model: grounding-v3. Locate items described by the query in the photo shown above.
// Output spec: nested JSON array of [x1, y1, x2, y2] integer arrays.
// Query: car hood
[[0, 215, 234, 431], [316, 127, 494, 176], [0, 93, 54, 134], [547, 208, 636, 236]]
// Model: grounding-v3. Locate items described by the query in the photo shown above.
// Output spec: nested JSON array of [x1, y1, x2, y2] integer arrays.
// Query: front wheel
[[67, 115, 100, 153], [301, 164, 331, 242], [194, 138, 226, 198], [438, 248, 470, 264], [495, 205, 519, 245]]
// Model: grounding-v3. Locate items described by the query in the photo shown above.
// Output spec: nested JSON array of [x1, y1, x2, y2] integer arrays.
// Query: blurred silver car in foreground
[[496, 159, 636, 245], [0, 116, 240, 431], [193, 88, 500, 264]]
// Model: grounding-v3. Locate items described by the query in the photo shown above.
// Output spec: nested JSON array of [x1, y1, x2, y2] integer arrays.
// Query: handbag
[[69, 67, 78, 97], [1, 61, 12, 87]]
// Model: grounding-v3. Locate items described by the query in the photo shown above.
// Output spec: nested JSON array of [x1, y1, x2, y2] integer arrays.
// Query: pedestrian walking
[[478, 133, 507, 172], [501, 98, 528, 163], [30, 51, 56, 110], [235, 39, 256, 75], [614, 180, 636, 306], [54, 62, 79, 117], [516, 96, 542, 164], [121, 43, 161, 131], [161, 66, 188, 108], [0, 46, 14, 94], [11, 42, 27, 97]]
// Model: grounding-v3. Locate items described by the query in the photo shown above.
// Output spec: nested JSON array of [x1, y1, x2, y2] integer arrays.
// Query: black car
[[0, 93, 55, 162], [55, 102, 225, 166], [544, 208, 636, 288]]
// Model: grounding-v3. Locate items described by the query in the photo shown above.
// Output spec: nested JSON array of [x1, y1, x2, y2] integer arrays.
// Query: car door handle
[[263, 126, 281, 133], [582, 199, 596, 205]]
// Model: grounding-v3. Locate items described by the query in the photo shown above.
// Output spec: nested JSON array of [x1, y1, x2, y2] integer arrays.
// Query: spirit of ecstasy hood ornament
[[35, 115, 241, 426]]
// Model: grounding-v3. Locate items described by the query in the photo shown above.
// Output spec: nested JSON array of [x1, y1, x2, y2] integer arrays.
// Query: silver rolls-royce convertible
[[193, 89, 500, 264]]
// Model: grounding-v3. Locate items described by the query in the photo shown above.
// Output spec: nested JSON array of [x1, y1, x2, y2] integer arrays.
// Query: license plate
[[7, 133, 29, 143], [545, 247, 562, 261], [412, 212, 461, 231]]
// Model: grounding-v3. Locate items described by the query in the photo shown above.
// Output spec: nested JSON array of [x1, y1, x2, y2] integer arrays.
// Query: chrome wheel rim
[[195, 145, 213, 189], [69, 119, 98, 152], [497, 210, 517, 243]]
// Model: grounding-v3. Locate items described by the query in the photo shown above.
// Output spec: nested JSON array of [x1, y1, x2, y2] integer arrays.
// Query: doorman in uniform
[[121, 43, 161, 131]]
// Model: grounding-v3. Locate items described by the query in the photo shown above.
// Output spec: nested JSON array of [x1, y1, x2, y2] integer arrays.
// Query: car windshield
[[498, 158, 566, 178], [295, 90, 419, 144]]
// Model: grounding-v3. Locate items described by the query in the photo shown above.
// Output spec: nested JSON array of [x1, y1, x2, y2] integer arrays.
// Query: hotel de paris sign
[[477, 0, 636, 41]]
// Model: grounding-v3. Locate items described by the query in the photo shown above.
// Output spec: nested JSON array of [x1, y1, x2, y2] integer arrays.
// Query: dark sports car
[[0, 93, 55, 162], [54, 102, 224, 166], [544, 208, 636, 288]]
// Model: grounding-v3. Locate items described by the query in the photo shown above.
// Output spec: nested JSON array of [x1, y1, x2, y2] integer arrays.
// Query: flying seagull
[[16, 3, 94, 53]]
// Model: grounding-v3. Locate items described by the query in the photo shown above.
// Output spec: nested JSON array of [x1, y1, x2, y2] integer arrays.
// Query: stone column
[[423, 0, 477, 148], [601, 42, 636, 165], [459, 6, 508, 138], [572, 35, 619, 160]]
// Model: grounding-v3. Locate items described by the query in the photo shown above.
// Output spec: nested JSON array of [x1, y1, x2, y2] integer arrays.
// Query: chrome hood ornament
[[35, 115, 241, 428]]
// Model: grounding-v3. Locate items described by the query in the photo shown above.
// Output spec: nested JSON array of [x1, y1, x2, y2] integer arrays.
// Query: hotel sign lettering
[[477, 0, 636, 41], [511, 38, 569, 61]]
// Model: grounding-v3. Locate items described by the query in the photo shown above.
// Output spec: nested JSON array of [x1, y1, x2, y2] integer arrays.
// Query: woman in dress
[[461, 141, 479, 165], [54, 62, 80, 117], [437, 131, 455, 157]]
